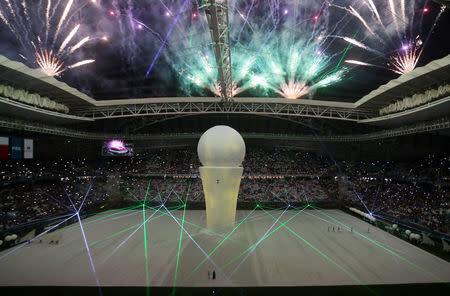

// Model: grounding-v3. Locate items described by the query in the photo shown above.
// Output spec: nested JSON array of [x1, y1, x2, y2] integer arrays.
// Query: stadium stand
[[1, 150, 448, 236]]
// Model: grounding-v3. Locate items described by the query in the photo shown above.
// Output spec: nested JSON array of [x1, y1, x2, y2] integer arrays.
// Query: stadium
[[0, 1, 449, 295]]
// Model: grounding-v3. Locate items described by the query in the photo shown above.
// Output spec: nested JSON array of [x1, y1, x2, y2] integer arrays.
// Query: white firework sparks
[[389, 44, 423, 75], [34, 48, 65, 77], [54, 0, 74, 42], [0, 0, 96, 77], [333, 1, 446, 75], [68, 59, 95, 69], [209, 83, 243, 98], [345, 60, 375, 67], [278, 81, 308, 100], [364, 0, 383, 25], [343, 37, 369, 50], [349, 6, 377, 36], [69, 36, 90, 54], [58, 24, 80, 54]]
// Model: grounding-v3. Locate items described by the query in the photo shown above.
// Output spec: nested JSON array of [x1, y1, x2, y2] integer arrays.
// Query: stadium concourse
[[0, 0, 450, 295]]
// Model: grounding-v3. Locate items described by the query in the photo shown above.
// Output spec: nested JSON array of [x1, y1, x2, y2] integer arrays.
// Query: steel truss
[[201, 0, 233, 101], [1, 117, 448, 142], [74, 101, 373, 121]]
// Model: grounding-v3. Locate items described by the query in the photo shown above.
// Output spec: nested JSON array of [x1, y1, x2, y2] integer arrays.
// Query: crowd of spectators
[[1, 178, 106, 228], [344, 180, 449, 234], [0, 149, 448, 235], [120, 176, 334, 205]]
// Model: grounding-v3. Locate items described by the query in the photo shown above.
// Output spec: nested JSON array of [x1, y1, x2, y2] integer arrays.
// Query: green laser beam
[[72, 206, 185, 258], [146, 182, 181, 204], [90, 223, 142, 247], [91, 207, 184, 247], [164, 180, 185, 204], [220, 204, 310, 270], [122, 182, 180, 206], [334, 30, 358, 73], [188, 30, 194, 48], [310, 205, 447, 284], [156, 203, 284, 246], [143, 203, 247, 245], [136, 207, 267, 251], [143, 179, 151, 204], [145, 208, 278, 252], [261, 208, 378, 296], [62, 209, 184, 262], [171, 181, 190, 296], [121, 185, 142, 204], [143, 204, 150, 296], [185, 205, 258, 281], [54, 205, 143, 233]]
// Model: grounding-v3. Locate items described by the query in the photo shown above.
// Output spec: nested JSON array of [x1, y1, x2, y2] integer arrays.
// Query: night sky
[[0, 0, 449, 102]]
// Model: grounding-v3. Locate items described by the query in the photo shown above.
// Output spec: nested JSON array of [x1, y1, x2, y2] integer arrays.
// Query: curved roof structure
[[354, 54, 450, 110], [0, 55, 96, 109], [0, 54, 449, 131]]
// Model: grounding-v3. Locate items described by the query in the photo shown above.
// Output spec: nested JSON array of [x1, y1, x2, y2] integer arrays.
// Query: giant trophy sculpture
[[197, 125, 246, 231]]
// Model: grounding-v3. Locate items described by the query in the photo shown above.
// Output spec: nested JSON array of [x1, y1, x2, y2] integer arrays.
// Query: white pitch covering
[[0, 209, 449, 287]]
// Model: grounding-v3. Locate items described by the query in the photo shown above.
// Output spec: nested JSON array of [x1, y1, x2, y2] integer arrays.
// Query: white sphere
[[0, 240, 3, 246], [4, 235, 12, 242], [197, 125, 245, 167], [393, 224, 398, 229], [405, 230, 411, 235], [11, 234, 17, 240]]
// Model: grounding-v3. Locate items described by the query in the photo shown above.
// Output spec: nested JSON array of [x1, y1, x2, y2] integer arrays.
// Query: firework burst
[[161, 4, 256, 98], [209, 82, 244, 98], [277, 81, 308, 100], [333, 0, 446, 75], [389, 41, 423, 75], [162, 0, 349, 99], [247, 35, 345, 99], [175, 48, 254, 98], [232, 0, 347, 99], [33, 47, 65, 77], [0, 0, 97, 77]]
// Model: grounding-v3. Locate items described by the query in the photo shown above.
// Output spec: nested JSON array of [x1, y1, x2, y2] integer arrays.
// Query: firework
[[175, 48, 254, 98], [233, 0, 348, 100], [248, 34, 345, 99], [33, 48, 65, 77], [278, 81, 308, 100], [345, 60, 375, 67], [209, 82, 243, 98], [389, 43, 423, 75], [0, 0, 97, 77], [160, 3, 257, 98], [160, 0, 350, 99], [332, 0, 445, 75], [343, 37, 369, 51]]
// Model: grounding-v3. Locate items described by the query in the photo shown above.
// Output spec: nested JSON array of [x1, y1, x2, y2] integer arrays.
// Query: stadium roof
[[355, 54, 450, 110], [0, 54, 449, 130], [0, 54, 96, 109]]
